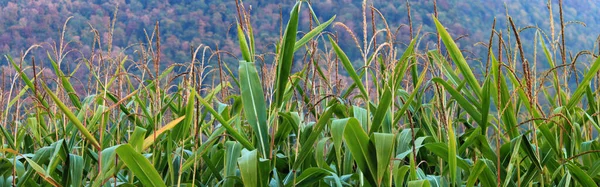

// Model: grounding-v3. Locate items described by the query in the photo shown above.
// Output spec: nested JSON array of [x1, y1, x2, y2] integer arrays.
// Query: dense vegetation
[[1, 0, 600, 186]]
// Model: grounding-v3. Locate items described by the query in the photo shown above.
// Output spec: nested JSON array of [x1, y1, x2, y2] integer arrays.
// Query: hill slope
[[0, 0, 598, 70]]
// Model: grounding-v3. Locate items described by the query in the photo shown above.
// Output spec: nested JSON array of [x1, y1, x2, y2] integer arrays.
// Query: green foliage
[[1, 1, 599, 187]]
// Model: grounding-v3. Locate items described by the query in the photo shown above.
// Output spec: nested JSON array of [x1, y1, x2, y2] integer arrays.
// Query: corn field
[[1, 1, 600, 186]]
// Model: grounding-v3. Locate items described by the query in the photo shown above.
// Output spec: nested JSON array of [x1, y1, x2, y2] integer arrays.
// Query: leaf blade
[[115, 144, 166, 187]]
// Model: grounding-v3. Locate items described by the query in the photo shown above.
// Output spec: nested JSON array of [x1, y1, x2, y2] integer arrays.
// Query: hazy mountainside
[[0, 0, 599, 73]]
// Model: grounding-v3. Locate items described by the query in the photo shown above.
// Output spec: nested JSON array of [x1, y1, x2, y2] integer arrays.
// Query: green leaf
[[47, 52, 82, 109], [46, 140, 68, 177], [171, 88, 195, 141], [393, 164, 411, 187], [353, 106, 370, 130], [42, 83, 101, 149], [372, 133, 395, 184], [68, 154, 84, 187], [371, 86, 392, 134], [129, 126, 147, 152], [7, 55, 50, 109], [294, 15, 336, 52], [294, 167, 332, 187], [315, 137, 330, 168], [490, 54, 519, 138], [329, 36, 369, 99], [407, 179, 431, 187], [466, 159, 486, 187], [92, 145, 119, 185], [196, 94, 254, 150], [480, 76, 491, 129], [180, 127, 227, 172], [447, 118, 458, 185], [115, 144, 166, 187], [432, 16, 482, 96], [238, 150, 259, 187], [392, 38, 417, 89], [423, 143, 471, 171], [393, 64, 428, 126], [538, 32, 565, 107], [23, 157, 62, 187], [239, 60, 270, 158], [104, 91, 144, 128], [224, 141, 243, 186], [567, 163, 599, 187], [331, 118, 348, 171], [237, 24, 252, 62], [293, 106, 335, 169], [432, 78, 482, 123], [335, 117, 378, 186], [566, 56, 600, 109], [274, 1, 300, 108], [0, 158, 15, 176]]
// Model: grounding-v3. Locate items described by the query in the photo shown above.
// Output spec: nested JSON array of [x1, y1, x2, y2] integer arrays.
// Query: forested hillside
[[1, 0, 599, 71]]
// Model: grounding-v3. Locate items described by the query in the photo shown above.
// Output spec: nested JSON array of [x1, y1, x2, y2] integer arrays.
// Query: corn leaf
[[274, 1, 300, 108], [294, 15, 336, 52], [329, 36, 369, 99], [432, 16, 482, 96], [239, 60, 269, 158], [42, 83, 101, 149], [115, 144, 166, 187]]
